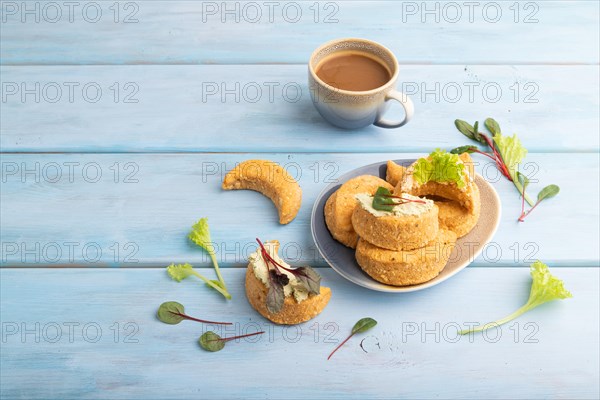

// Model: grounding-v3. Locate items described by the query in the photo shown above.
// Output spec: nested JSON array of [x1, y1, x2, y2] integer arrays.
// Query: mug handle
[[374, 89, 414, 129]]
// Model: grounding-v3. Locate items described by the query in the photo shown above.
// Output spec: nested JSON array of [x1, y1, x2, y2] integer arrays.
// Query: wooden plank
[[1, 65, 598, 153], [1, 1, 598, 65], [1, 267, 598, 399], [1, 153, 597, 267]]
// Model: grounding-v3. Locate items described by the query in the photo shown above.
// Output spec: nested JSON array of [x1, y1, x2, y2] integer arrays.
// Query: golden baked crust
[[222, 159, 302, 224], [324, 192, 360, 248], [394, 153, 479, 212], [385, 160, 406, 187], [245, 267, 332, 325], [436, 184, 481, 238], [324, 175, 393, 249], [355, 229, 457, 286], [398, 180, 478, 212], [459, 153, 476, 181], [396, 153, 479, 212], [351, 202, 439, 251]]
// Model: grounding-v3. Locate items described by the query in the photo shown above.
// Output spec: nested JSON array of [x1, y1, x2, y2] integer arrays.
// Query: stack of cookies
[[324, 152, 481, 286]]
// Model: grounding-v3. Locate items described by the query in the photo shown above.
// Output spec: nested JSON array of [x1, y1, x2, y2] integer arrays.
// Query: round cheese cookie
[[324, 175, 393, 249], [351, 193, 439, 251], [355, 229, 457, 286]]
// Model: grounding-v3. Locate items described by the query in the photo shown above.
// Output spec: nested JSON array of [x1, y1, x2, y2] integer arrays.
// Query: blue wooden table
[[1, 1, 599, 398]]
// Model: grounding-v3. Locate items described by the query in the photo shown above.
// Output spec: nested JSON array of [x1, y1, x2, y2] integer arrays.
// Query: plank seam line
[[1, 151, 598, 155], [1, 265, 598, 269], [1, 62, 599, 67]]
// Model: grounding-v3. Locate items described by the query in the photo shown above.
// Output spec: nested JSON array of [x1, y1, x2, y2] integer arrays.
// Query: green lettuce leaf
[[189, 218, 215, 255], [526, 260, 573, 308], [493, 133, 535, 206], [188, 218, 228, 296], [166, 263, 231, 300], [493, 133, 528, 182], [166, 263, 196, 282], [460, 260, 572, 334], [413, 149, 466, 189]]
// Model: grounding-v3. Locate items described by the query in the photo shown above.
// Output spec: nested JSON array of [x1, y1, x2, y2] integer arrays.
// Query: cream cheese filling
[[248, 241, 308, 303], [355, 192, 434, 217]]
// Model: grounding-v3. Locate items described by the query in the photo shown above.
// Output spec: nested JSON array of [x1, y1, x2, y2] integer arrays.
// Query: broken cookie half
[[246, 240, 331, 325]]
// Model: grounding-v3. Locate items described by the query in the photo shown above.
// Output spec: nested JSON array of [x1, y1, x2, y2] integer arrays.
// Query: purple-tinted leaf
[[266, 278, 284, 314], [294, 267, 321, 295]]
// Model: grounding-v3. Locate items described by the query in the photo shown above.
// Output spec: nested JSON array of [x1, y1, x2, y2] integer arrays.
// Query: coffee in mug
[[315, 51, 392, 92], [308, 38, 414, 129]]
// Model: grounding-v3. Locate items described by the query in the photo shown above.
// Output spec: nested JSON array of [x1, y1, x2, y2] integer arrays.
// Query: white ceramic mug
[[308, 38, 414, 129]]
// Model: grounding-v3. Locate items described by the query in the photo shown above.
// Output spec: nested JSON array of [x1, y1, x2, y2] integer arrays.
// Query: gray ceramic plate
[[310, 159, 501, 292]]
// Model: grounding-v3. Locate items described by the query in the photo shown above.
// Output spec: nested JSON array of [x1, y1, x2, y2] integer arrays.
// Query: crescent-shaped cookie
[[222, 159, 302, 224]]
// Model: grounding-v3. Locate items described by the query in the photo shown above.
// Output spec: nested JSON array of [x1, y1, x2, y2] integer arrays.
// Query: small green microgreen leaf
[[537, 184, 560, 202], [484, 117, 501, 136], [450, 145, 478, 154], [516, 171, 530, 192], [328, 317, 378, 360], [352, 317, 378, 334], [372, 187, 396, 212], [157, 301, 186, 324], [199, 331, 226, 352], [454, 119, 476, 140], [199, 330, 265, 352], [157, 302, 232, 326]]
